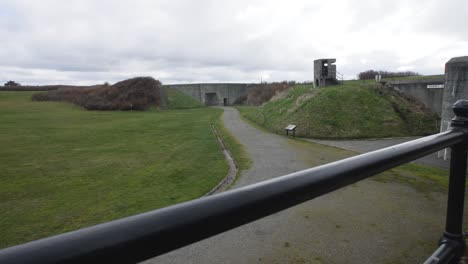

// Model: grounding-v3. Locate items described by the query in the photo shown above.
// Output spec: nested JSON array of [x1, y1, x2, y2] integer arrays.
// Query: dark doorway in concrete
[[205, 93, 218, 105], [322, 62, 329, 76], [223, 98, 227, 106]]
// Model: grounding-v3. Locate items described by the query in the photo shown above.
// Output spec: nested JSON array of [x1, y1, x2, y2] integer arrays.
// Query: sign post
[[284, 124, 297, 137]]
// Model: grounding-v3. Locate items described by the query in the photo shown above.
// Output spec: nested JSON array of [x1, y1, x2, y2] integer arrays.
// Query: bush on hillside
[[32, 77, 162, 110], [246, 82, 293, 106]]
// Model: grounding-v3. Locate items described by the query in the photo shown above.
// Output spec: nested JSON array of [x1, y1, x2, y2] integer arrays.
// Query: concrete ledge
[[387, 79, 444, 85]]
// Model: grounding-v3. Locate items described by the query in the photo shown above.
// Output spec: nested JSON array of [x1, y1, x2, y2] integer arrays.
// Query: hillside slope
[[239, 83, 439, 139], [166, 88, 204, 109]]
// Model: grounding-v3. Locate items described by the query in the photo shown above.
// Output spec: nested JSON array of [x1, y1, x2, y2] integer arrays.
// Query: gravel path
[[143, 107, 458, 264], [219, 107, 311, 187]]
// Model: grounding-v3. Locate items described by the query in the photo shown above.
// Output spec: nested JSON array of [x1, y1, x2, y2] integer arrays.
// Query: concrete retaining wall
[[387, 79, 445, 115], [164, 83, 255, 106]]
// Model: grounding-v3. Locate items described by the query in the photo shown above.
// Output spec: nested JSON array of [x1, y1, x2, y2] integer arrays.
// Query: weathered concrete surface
[[314, 58, 337, 87], [438, 56, 468, 159], [388, 79, 444, 115], [440, 56, 468, 133], [164, 83, 254, 106], [143, 107, 466, 264]]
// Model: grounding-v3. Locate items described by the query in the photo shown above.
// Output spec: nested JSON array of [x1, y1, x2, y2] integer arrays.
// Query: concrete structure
[[387, 78, 445, 115], [165, 83, 254, 106], [314, 58, 337, 87], [440, 56, 468, 132]]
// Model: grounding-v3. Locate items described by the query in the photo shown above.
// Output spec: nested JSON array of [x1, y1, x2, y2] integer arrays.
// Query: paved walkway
[[143, 107, 455, 264], [306, 137, 450, 170]]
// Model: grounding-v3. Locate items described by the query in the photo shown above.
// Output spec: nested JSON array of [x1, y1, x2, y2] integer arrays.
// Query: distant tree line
[[4, 80, 21, 87], [357, 70, 420, 80]]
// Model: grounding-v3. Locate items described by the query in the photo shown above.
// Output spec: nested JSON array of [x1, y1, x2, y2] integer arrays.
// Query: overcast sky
[[1, 0, 467, 85]]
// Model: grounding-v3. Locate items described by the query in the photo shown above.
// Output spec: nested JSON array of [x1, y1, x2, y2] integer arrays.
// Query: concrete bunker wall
[[165, 83, 254, 106], [388, 79, 445, 115], [314, 58, 337, 87]]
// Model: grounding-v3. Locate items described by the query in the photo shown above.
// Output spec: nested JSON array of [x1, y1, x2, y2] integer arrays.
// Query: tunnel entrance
[[205, 93, 218, 106]]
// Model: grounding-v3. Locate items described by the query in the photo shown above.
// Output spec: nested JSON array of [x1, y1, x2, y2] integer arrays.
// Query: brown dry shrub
[[32, 77, 162, 111], [246, 82, 292, 106]]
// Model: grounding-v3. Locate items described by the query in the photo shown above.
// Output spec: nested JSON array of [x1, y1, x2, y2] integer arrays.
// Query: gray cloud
[[0, 0, 467, 85]]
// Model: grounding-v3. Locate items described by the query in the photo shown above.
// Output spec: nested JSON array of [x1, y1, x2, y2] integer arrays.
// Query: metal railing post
[[425, 100, 468, 264]]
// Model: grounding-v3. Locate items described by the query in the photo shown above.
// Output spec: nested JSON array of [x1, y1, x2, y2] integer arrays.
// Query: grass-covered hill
[[166, 87, 204, 109], [239, 82, 439, 139]]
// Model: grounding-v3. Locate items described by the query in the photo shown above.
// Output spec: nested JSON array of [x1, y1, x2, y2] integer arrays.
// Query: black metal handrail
[[1, 101, 468, 264]]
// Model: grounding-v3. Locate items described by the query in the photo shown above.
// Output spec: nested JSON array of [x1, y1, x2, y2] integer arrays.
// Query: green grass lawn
[[0, 91, 234, 248]]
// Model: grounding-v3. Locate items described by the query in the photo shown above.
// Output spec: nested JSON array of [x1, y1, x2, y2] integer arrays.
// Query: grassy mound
[[239, 83, 439, 139], [166, 88, 204, 109], [32, 77, 162, 110]]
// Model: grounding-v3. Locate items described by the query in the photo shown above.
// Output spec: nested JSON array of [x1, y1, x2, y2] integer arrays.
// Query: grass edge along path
[[236, 105, 450, 194], [212, 109, 252, 188]]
